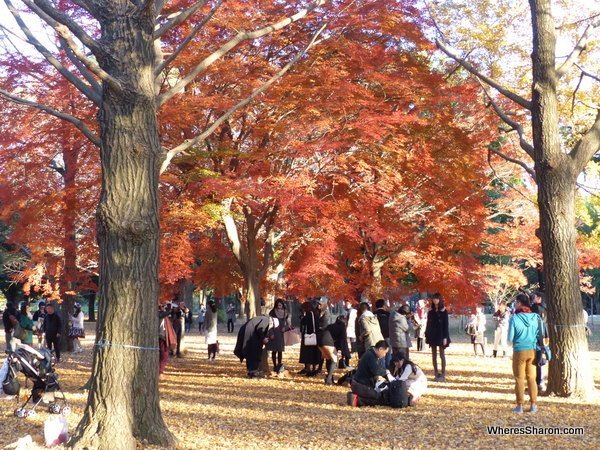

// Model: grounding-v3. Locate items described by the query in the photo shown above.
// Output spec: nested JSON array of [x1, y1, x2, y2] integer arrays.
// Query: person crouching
[[349, 340, 391, 406]]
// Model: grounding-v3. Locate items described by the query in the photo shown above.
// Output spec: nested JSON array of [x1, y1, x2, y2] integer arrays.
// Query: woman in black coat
[[266, 299, 289, 373], [424, 293, 450, 382], [234, 316, 272, 378], [298, 301, 321, 375]]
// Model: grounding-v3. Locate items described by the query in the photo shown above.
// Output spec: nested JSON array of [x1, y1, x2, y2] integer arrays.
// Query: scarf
[[516, 306, 531, 314]]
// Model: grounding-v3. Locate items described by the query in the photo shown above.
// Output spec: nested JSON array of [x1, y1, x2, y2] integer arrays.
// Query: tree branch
[[570, 109, 600, 174], [478, 80, 535, 158], [160, 23, 327, 174], [155, 0, 224, 75], [4, 0, 101, 104], [19, 0, 123, 94], [222, 198, 247, 270], [0, 88, 100, 146], [556, 21, 598, 79], [154, 0, 208, 38], [436, 38, 532, 110], [59, 38, 102, 95], [28, 0, 104, 57], [157, 0, 327, 106]]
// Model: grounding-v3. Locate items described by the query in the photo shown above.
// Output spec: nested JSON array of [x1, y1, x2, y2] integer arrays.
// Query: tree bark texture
[[71, 4, 174, 448], [530, 0, 593, 398]]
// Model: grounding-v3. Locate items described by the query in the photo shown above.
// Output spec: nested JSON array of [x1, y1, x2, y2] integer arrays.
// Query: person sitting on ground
[[350, 340, 392, 406], [389, 352, 428, 405], [234, 315, 275, 379]]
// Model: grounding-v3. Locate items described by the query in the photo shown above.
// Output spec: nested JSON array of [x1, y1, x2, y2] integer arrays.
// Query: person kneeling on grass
[[390, 352, 428, 405], [348, 340, 393, 406]]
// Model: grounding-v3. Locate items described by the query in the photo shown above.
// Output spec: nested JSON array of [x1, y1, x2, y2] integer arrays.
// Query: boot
[[325, 360, 337, 385], [493, 350, 497, 358]]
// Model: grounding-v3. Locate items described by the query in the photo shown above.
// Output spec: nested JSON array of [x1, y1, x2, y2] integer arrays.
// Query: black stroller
[[2, 343, 70, 418]]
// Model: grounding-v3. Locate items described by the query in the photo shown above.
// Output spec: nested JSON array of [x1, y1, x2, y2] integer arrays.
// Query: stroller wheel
[[26, 409, 37, 418], [48, 403, 61, 414], [14, 408, 27, 418], [61, 406, 71, 416]]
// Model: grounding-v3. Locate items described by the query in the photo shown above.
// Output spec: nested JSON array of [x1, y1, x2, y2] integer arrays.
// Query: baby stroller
[[2, 343, 70, 418]]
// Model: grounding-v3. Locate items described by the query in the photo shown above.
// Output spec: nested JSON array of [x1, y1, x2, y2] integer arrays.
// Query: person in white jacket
[[68, 302, 85, 353], [345, 301, 357, 364], [391, 352, 428, 404], [492, 301, 510, 357]]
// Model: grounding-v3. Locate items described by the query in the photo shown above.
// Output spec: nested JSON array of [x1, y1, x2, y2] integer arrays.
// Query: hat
[[74, 302, 81, 309], [318, 297, 328, 305], [38, 301, 45, 307]]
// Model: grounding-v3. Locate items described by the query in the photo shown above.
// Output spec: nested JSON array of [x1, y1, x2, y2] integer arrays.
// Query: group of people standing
[[2, 300, 85, 363]]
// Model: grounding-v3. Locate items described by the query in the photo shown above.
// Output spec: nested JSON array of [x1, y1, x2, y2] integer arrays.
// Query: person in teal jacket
[[18, 303, 35, 346], [508, 294, 541, 413]]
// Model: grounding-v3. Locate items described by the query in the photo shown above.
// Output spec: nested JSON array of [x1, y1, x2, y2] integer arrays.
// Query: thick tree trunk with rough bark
[[71, 4, 174, 448], [530, 0, 594, 398]]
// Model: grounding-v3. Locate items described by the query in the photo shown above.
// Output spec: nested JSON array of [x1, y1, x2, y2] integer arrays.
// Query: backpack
[[386, 379, 409, 408]]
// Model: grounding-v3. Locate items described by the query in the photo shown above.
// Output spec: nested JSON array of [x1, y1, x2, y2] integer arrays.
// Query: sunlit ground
[[2, 320, 599, 449]]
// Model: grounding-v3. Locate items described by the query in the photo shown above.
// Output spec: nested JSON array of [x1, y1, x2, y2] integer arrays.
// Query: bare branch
[[488, 143, 536, 179], [574, 63, 600, 84], [4, 0, 101, 104], [571, 109, 600, 174], [556, 22, 598, 79], [160, 23, 327, 174], [478, 80, 535, 158], [158, 0, 327, 106], [28, 0, 104, 57], [59, 38, 102, 94], [19, 0, 123, 94], [155, 0, 224, 75], [0, 88, 100, 146], [436, 38, 532, 110], [154, 0, 208, 38], [69, 0, 97, 16]]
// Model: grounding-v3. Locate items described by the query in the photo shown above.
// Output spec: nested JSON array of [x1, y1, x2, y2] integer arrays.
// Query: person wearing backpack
[[508, 294, 541, 413]]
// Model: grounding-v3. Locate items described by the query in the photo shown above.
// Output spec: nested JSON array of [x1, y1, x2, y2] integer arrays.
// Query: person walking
[[68, 302, 85, 353], [205, 300, 218, 361], [492, 301, 510, 357], [44, 303, 62, 363], [508, 293, 541, 413], [470, 305, 487, 357], [226, 303, 237, 333], [414, 299, 428, 351], [345, 301, 358, 367], [424, 293, 450, 382], [197, 303, 206, 333]]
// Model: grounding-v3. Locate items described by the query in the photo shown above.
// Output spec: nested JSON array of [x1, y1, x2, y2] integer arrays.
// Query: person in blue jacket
[[508, 293, 541, 413]]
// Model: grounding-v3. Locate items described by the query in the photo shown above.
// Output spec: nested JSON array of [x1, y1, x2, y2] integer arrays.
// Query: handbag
[[284, 328, 301, 346], [303, 312, 317, 346], [13, 322, 27, 341]]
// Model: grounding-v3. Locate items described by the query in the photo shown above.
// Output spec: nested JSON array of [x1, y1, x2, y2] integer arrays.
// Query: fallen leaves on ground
[[1, 325, 599, 449]]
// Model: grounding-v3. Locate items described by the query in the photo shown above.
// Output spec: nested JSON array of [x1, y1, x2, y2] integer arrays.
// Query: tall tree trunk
[[245, 269, 260, 319], [530, 0, 593, 398], [71, 4, 174, 448], [59, 141, 79, 352], [369, 256, 387, 301]]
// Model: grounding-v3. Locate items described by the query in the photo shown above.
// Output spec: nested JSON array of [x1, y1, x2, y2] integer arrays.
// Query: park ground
[[2, 318, 600, 449]]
